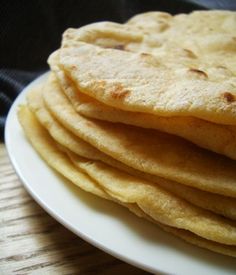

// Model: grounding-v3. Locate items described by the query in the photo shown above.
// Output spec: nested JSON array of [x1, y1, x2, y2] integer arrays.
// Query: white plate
[[5, 73, 236, 275]]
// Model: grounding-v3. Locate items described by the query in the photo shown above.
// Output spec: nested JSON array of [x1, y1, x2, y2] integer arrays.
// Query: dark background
[[1, 0, 235, 140]]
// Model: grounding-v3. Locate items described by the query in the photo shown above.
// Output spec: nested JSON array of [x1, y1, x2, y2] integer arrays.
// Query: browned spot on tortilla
[[113, 44, 125, 51], [232, 37, 236, 42], [141, 52, 152, 57], [183, 49, 197, 59], [103, 44, 126, 51], [223, 92, 235, 103], [189, 68, 208, 78], [104, 44, 128, 51], [111, 83, 130, 100]]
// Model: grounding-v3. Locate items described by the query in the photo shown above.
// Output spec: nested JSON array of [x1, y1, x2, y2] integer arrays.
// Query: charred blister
[[188, 68, 208, 79], [223, 92, 236, 103]]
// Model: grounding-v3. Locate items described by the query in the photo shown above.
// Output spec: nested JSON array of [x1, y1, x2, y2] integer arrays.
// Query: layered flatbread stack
[[18, 10, 236, 257]]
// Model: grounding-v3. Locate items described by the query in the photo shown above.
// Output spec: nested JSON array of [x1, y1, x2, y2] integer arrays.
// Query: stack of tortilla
[[18, 10, 236, 257]]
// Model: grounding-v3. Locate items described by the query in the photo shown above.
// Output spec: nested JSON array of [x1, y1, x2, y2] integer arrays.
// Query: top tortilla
[[58, 10, 236, 125], [49, 51, 236, 160]]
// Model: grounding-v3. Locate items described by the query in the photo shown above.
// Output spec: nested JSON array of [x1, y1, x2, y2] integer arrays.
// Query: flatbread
[[59, 42, 236, 125], [17, 105, 108, 199], [58, 11, 236, 125], [66, 151, 236, 245], [17, 105, 236, 256], [62, 11, 236, 74], [43, 74, 236, 198], [16, 10, 236, 259], [27, 83, 236, 220], [49, 51, 236, 160], [127, 11, 236, 53], [27, 84, 111, 161], [17, 105, 236, 246]]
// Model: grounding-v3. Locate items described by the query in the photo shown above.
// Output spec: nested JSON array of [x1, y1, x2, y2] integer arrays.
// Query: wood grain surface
[[0, 143, 149, 275]]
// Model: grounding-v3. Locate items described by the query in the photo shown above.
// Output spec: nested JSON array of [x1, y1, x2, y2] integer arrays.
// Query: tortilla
[[16, 10, 236, 259], [59, 25, 236, 125], [17, 105, 109, 199], [17, 105, 144, 212], [49, 52, 236, 160], [42, 74, 236, 198], [64, 82, 236, 161], [17, 105, 236, 256], [27, 83, 236, 220], [59, 11, 236, 125], [62, 21, 143, 49], [26, 84, 112, 161], [61, 11, 236, 75], [64, 150, 236, 245], [17, 105, 236, 246], [158, 223, 236, 258], [127, 11, 236, 40]]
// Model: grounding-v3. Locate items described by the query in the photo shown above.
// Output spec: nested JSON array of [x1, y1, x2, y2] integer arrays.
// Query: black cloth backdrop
[[1, 0, 235, 141]]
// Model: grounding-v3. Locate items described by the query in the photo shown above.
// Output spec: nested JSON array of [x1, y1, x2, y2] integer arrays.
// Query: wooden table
[[0, 143, 148, 274]]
